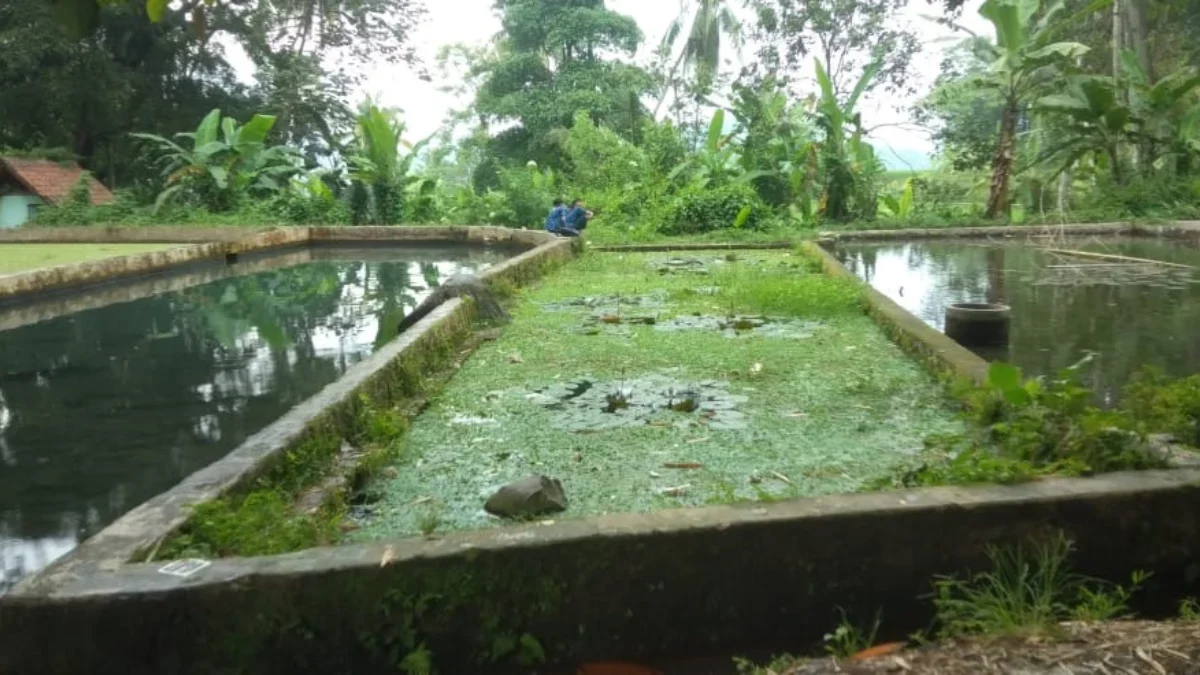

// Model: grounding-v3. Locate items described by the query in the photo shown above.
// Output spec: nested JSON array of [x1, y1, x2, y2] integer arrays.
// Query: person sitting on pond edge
[[558, 198, 593, 238], [544, 198, 568, 234]]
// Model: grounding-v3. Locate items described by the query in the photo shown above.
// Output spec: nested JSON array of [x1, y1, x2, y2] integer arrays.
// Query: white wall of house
[[0, 193, 44, 228]]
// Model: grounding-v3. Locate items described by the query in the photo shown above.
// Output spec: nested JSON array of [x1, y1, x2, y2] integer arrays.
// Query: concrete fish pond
[[8, 231, 1200, 675], [348, 250, 961, 539], [0, 230, 543, 594], [832, 234, 1200, 404]]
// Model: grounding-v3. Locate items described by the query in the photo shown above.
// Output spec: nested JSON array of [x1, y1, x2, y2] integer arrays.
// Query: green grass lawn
[[0, 243, 176, 275], [353, 250, 961, 540]]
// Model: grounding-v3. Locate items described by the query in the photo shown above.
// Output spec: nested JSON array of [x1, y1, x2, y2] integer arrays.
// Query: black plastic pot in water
[[945, 302, 1011, 348]]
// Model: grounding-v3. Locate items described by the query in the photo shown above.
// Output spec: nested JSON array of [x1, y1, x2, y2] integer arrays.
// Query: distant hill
[[875, 146, 932, 171]]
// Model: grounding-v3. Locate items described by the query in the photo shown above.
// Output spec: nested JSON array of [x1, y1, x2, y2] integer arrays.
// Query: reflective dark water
[[0, 244, 510, 591], [834, 236, 1200, 405]]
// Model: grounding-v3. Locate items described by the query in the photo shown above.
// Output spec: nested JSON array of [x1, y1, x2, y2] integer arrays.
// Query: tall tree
[[474, 0, 652, 168], [653, 0, 744, 117], [1, 0, 261, 185], [747, 0, 919, 97]]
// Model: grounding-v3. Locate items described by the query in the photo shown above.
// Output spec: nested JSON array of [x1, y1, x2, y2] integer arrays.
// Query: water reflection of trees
[[0, 252, 489, 591], [838, 241, 1200, 406]]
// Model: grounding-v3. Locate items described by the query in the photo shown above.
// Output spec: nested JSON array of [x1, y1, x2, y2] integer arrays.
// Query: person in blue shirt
[[559, 198, 593, 237], [544, 199, 567, 233]]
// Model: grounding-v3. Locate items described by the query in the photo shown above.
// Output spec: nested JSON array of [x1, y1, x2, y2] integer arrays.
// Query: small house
[[0, 157, 115, 228]]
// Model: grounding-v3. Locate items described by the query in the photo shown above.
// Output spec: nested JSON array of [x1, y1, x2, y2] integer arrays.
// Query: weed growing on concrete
[[1179, 598, 1200, 620], [932, 532, 1147, 639], [398, 646, 434, 675], [417, 507, 442, 537], [875, 360, 1168, 489], [823, 607, 882, 659], [1123, 367, 1200, 447], [161, 491, 343, 558]]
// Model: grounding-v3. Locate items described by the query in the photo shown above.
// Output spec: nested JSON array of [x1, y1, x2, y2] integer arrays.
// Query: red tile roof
[[0, 157, 115, 205]]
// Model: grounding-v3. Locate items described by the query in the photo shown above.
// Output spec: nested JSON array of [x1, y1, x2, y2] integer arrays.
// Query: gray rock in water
[[398, 273, 509, 333], [484, 475, 568, 518]]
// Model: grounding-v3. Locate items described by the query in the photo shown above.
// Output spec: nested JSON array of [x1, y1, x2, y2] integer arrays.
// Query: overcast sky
[[229, 0, 990, 161]]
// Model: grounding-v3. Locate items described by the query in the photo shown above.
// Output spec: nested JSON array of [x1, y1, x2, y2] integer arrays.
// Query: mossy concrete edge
[[0, 225, 287, 243], [0, 248, 315, 333], [2, 470, 1199, 673], [803, 241, 989, 384], [0, 227, 310, 303], [819, 220, 1200, 241]]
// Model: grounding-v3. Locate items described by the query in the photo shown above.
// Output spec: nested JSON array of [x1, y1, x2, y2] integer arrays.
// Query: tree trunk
[[1108, 144, 1125, 185], [1111, 0, 1131, 174], [653, 48, 689, 118], [1057, 166, 1072, 212], [1125, 0, 1153, 81], [1125, 0, 1155, 173], [1112, 0, 1123, 81], [985, 102, 1018, 219]]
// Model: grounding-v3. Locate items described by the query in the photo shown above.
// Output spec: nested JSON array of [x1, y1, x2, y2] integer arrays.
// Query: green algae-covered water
[[0, 244, 510, 592], [353, 252, 962, 542], [834, 236, 1200, 405]]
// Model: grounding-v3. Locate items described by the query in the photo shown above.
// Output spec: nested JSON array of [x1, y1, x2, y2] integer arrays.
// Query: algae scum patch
[[525, 375, 748, 431], [655, 314, 823, 339], [352, 251, 963, 540]]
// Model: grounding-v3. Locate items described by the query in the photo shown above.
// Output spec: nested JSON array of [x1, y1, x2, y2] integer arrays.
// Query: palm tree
[[653, 0, 744, 117]]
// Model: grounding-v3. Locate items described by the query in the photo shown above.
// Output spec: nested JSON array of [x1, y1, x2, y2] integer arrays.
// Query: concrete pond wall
[[3, 224, 1200, 674]]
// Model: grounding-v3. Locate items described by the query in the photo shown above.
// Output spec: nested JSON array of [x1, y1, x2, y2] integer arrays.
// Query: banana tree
[[1120, 52, 1200, 176], [667, 109, 770, 188], [813, 57, 881, 222], [972, 0, 1101, 218], [1036, 75, 1132, 184], [347, 102, 433, 225], [133, 109, 302, 211]]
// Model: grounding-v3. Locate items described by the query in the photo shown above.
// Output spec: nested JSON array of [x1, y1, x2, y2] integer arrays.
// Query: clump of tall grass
[[932, 532, 1149, 639]]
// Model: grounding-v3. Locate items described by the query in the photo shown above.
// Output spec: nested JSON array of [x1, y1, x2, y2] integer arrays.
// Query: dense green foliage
[[14, 0, 1200, 237], [873, 358, 1200, 490]]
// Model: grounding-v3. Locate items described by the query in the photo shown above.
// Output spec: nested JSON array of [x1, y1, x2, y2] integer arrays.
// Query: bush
[[1079, 176, 1200, 219], [1123, 367, 1200, 446], [660, 183, 766, 235]]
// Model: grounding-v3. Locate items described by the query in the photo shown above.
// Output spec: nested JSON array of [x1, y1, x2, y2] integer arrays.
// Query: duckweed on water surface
[[353, 251, 963, 540]]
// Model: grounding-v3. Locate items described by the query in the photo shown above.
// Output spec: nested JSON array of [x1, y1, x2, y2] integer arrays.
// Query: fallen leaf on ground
[[657, 484, 691, 496], [785, 410, 807, 418], [850, 642, 906, 662], [685, 436, 710, 444], [664, 462, 704, 469], [771, 471, 792, 484], [410, 496, 433, 505], [577, 662, 664, 675]]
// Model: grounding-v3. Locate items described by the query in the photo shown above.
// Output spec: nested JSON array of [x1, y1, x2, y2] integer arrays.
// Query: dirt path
[[776, 621, 1200, 675]]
